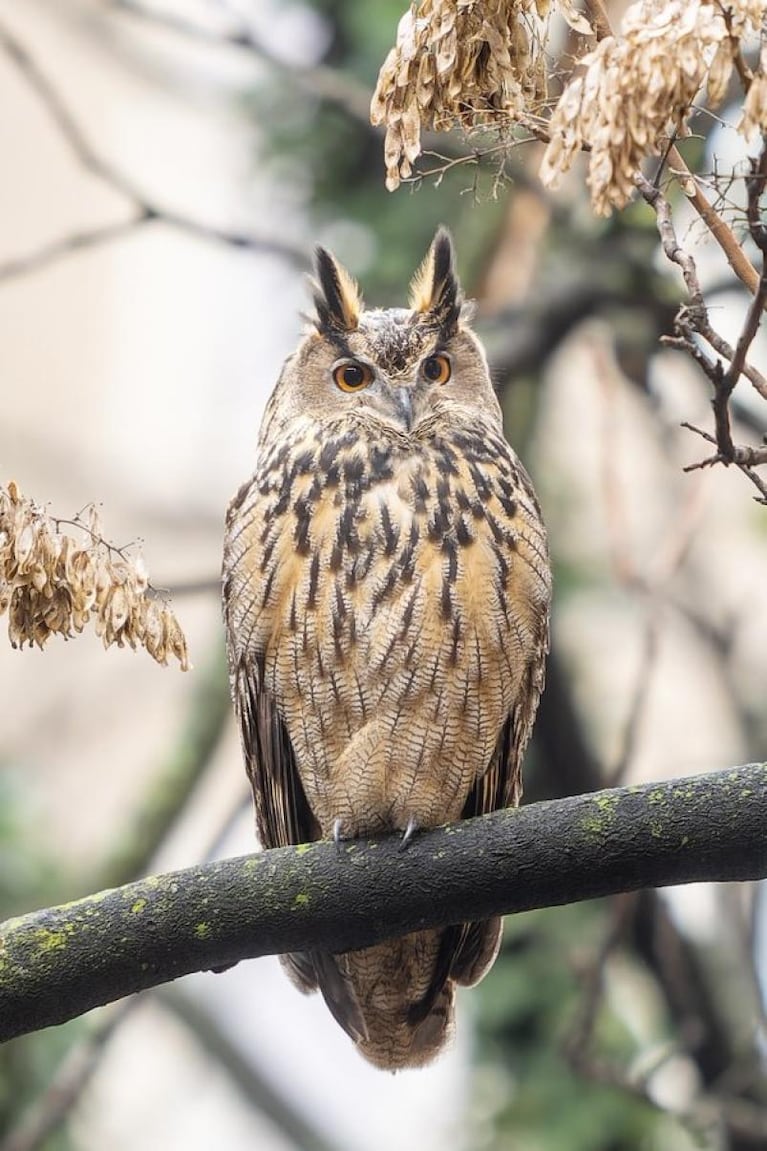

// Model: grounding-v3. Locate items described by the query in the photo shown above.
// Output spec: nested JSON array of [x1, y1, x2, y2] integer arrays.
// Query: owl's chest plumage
[[225, 414, 548, 835]]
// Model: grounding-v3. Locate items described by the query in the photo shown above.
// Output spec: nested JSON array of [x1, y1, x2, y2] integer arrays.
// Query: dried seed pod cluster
[[540, 0, 767, 214], [370, 0, 564, 192], [373, 0, 767, 213], [0, 480, 190, 669], [740, 35, 767, 139]]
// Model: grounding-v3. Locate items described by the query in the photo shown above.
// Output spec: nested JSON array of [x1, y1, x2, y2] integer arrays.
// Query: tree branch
[[1, 764, 765, 1044], [0, 212, 152, 283], [637, 170, 767, 502], [104, 0, 373, 125], [157, 987, 346, 1151], [582, 0, 761, 296]]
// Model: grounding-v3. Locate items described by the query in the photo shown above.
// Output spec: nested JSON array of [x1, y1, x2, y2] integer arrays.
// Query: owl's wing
[[468, 601, 551, 818], [412, 654, 549, 1012], [232, 652, 319, 850], [407, 717, 515, 1017], [233, 653, 369, 1038]]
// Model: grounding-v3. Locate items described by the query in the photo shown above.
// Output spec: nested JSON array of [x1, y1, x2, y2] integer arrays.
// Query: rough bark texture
[[1, 763, 765, 1043]]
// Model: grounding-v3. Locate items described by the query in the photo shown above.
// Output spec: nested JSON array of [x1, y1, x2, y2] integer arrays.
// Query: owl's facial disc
[[318, 307, 468, 433], [368, 380, 423, 433], [329, 352, 418, 431]]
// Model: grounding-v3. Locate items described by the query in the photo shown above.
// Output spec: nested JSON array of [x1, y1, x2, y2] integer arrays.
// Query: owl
[[223, 229, 551, 1070]]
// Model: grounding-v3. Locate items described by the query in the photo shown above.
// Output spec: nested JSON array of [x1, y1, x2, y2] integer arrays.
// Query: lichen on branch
[[1, 763, 765, 1044]]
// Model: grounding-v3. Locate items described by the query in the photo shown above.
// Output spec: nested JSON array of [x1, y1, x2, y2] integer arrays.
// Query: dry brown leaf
[[0, 480, 190, 670]]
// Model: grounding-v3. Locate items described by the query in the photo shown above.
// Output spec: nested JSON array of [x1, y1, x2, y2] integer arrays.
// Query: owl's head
[[268, 229, 501, 436]]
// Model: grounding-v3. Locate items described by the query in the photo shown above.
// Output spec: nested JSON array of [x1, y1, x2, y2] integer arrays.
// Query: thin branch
[[637, 172, 767, 501], [581, 0, 761, 295], [635, 174, 704, 304], [668, 146, 761, 297], [0, 15, 307, 277], [719, 139, 767, 415], [681, 422, 767, 502], [158, 987, 346, 1151], [0, 1003, 133, 1151], [1, 763, 766, 1044], [104, 0, 373, 124], [0, 212, 152, 283]]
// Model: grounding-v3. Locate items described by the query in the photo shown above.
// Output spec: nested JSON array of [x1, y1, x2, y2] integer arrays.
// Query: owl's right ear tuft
[[408, 227, 463, 336], [311, 248, 363, 335]]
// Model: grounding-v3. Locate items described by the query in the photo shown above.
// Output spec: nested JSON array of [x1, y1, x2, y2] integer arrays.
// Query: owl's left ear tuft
[[408, 227, 463, 336], [311, 248, 363, 335]]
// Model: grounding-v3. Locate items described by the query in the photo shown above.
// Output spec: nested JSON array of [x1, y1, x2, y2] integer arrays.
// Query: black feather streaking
[[312, 246, 358, 334], [428, 227, 462, 336]]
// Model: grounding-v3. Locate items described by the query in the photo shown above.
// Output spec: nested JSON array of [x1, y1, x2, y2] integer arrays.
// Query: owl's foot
[[398, 816, 419, 852]]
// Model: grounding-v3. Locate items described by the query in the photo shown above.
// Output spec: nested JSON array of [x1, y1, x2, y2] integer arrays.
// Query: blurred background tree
[[1, 1, 766, 1150]]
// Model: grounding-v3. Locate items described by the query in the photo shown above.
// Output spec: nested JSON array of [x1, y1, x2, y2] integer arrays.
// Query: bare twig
[[582, 0, 760, 295], [681, 423, 767, 502], [705, 141, 767, 461], [104, 0, 372, 124], [564, 892, 637, 1061], [0, 1003, 134, 1151], [0, 212, 152, 282], [635, 175, 703, 302], [719, 141, 767, 402], [668, 146, 761, 296], [637, 172, 767, 502], [0, 15, 307, 278], [158, 987, 347, 1151]]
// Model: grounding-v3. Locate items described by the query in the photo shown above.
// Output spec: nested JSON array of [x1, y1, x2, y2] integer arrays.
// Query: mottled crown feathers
[[311, 227, 464, 337]]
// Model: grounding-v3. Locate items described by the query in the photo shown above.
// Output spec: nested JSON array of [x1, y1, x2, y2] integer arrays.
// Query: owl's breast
[[224, 419, 549, 830]]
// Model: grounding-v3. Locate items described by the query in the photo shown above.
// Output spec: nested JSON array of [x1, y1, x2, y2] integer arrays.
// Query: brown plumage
[[222, 229, 551, 1070]]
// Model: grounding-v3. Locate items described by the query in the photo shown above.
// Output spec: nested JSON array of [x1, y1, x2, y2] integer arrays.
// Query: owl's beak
[[390, 386, 414, 431]]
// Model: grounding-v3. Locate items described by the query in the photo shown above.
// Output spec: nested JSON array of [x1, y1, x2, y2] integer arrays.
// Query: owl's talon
[[333, 818, 343, 855], [399, 816, 418, 852]]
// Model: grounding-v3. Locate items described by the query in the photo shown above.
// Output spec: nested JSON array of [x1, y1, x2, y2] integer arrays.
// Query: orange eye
[[333, 361, 374, 392], [422, 353, 451, 385]]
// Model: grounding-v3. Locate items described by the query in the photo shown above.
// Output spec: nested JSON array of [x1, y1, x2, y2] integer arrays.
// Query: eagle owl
[[223, 229, 551, 1070]]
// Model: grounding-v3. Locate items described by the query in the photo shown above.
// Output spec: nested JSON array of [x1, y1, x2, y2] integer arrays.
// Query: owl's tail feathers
[[450, 916, 504, 987], [280, 951, 369, 1044], [280, 920, 503, 1070], [311, 952, 369, 1043]]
